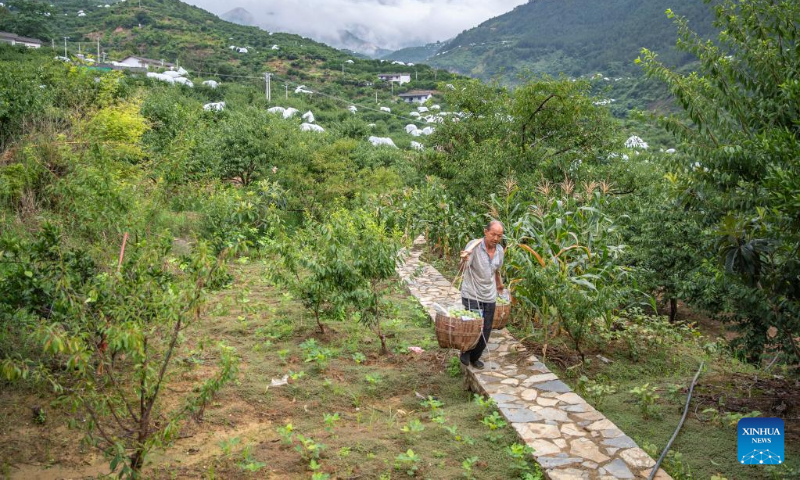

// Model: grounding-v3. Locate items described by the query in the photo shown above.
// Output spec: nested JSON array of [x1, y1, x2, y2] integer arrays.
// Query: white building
[[377, 73, 411, 85], [0, 31, 43, 48], [399, 90, 435, 104]]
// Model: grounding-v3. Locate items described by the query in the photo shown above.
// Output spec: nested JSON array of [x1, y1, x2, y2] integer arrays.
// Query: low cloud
[[186, 0, 527, 50]]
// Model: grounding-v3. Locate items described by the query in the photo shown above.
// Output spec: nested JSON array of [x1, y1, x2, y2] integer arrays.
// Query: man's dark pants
[[461, 297, 495, 363]]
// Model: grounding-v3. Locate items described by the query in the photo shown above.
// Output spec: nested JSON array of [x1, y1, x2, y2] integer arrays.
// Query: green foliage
[[576, 375, 617, 409], [200, 180, 286, 255], [639, 0, 800, 361], [2, 233, 238, 477], [300, 338, 335, 371], [270, 210, 364, 334], [503, 180, 631, 359], [0, 0, 52, 39], [505, 443, 542, 480], [277, 422, 295, 445], [215, 107, 284, 186], [629, 383, 661, 419], [323, 412, 340, 432], [480, 411, 507, 439], [428, 0, 715, 82], [400, 419, 425, 438], [294, 433, 326, 462], [423, 77, 615, 204], [85, 101, 148, 162], [461, 456, 478, 479], [394, 448, 420, 477], [642, 443, 693, 480]]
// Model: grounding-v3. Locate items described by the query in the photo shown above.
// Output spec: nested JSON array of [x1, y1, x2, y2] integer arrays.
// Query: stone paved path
[[397, 236, 672, 480]]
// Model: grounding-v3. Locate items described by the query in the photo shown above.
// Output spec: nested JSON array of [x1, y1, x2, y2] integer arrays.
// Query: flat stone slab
[[397, 236, 672, 480]]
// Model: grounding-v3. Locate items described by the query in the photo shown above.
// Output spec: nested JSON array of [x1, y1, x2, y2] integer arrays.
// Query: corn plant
[[501, 181, 630, 360]]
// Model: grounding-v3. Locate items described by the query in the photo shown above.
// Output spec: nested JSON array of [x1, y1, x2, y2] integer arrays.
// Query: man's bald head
[[485, 220, 504, 232], [484, 220, 504, 248]]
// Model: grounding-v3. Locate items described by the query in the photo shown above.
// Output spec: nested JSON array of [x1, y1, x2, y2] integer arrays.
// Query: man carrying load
[[459, 220, 505, 369]]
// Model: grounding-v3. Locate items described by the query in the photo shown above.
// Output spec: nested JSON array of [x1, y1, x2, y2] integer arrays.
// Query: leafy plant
[[461, 456, 479, 479], [421, 396, 444, 422], [1, 238, 238, 478], [300, 338, 335, 371], [506, 443, 541, 479], [294, 434, 326, 462], [219, 437, 241, 457], [400, 419, 425, 439], [472, 394, 497, 416], [481, 411, 508, 434], [351, 352, 367, 364], [394, 448, 421, 477], [277, 423, 294, 445], [238, 444, 266, 472], [638, 0, 800, 362], [629, 383, 661, 419], [502, 180, 630, 359], [323, 413, 340, 432]]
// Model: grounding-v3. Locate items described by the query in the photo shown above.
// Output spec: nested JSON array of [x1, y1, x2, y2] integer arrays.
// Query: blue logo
[[738, 417, 784, 465]]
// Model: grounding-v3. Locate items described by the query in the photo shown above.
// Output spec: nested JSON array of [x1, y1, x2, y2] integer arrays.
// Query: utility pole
[[63, 37, 69, 58], [265, 73, 271, 102], [51, 38, 54, 50], [375, 91, 378, 104], [415, 69, 418, 81], [284, 84, 288, 99]]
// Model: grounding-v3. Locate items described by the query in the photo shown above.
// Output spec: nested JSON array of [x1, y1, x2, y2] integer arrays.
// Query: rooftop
[[0, 31, 43, 44], [399, 90, 437, 97]]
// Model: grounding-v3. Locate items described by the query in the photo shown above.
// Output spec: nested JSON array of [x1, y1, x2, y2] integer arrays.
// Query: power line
[[188, 68, 431, 125]]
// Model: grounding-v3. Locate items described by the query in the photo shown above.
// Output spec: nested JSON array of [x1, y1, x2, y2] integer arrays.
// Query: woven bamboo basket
[[434, 313, 483, 352], [493, 302, 511, 330]]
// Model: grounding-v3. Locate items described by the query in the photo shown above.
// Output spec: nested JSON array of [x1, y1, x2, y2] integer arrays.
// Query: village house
[[398, 90, 436, 104], [0, 31, 42, 48], [377, 73, 411, 85]]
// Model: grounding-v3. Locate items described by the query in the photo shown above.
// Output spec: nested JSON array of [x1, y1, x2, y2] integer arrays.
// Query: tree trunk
[[130, 448, 145, 476], [669, 297, 678, 323], [314, 310, 325, 334]]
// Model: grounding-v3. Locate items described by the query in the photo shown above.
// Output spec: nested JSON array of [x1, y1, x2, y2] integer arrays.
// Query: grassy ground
[[0, 260, 541, 479], [508, 312, 800, 480], [429, 250, 799, 479]]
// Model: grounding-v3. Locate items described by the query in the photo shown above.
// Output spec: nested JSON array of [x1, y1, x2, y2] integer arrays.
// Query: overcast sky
[[186, 0, 528, 50]]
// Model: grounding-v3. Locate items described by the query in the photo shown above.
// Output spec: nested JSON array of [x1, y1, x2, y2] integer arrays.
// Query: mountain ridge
[[220, 7, 256, 27], [426, 0, 717, 82]]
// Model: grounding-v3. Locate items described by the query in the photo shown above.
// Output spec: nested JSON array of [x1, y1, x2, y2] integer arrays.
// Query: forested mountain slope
[[428, 0, 717, 81], [2, 0, 451, 86]]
